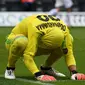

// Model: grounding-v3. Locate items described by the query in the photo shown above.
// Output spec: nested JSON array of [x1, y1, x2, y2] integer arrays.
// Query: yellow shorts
[[39, 28, 64, 49]]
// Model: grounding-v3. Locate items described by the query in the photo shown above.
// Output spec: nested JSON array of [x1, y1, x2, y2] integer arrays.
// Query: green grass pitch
[[0, 27, 85, 85]]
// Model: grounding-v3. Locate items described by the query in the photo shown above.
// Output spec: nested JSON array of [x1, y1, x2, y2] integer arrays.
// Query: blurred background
[[0, 0, 85, 27], [0, 0, 84, 12]]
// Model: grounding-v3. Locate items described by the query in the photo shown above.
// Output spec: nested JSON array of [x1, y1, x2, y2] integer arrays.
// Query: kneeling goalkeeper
[[5, 14, 85, 81]]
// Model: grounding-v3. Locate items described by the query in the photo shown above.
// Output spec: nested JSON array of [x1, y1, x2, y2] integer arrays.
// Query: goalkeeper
[[5, 14, 85, 81]]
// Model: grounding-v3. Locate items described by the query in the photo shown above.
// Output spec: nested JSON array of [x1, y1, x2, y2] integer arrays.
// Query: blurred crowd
[[0, 0, 85, 12]]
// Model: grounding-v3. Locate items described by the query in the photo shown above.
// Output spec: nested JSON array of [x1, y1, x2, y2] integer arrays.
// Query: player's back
[[10, 14, 68, 38], [29, 14, 68, 35], [29, 14, 69, 49]]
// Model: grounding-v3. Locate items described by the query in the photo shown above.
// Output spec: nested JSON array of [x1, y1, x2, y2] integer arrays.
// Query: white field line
[[0, 75, 54, 85], [1, 75, 85, 84]]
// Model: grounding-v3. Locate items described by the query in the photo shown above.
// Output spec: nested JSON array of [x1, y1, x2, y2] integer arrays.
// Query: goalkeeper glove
[[71, 70, 85, 80], [34, 72, 56, 82]]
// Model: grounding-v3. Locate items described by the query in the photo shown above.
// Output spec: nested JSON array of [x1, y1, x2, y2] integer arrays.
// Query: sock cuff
[[7, 67, 15, 70]]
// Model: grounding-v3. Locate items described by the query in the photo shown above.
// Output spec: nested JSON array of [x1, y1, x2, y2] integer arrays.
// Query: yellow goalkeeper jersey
[[8, 14, 76, 74]]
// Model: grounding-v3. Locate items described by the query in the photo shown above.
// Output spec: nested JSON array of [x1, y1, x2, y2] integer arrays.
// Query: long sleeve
[[65, 33, 76, 67], [23, 25, 40, 74]]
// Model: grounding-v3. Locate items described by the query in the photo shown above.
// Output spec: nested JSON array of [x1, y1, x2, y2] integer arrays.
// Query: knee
[[15, 37, 28, 49], [12, 36, 28, 53]]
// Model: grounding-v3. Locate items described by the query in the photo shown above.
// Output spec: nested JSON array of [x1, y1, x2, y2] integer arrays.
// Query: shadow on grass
[[17, 75, 36, 80], [17, 75, 70, 81], [57, 76, 70, 80]]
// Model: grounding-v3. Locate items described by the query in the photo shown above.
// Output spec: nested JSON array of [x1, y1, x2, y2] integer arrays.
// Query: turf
[[0, 27, 85, 85]]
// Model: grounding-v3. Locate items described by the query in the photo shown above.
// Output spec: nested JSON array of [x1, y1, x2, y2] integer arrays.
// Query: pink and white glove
[[36, 75, 56, 81], [35, 72, 56, 82], [71, 73, 85, 80]]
